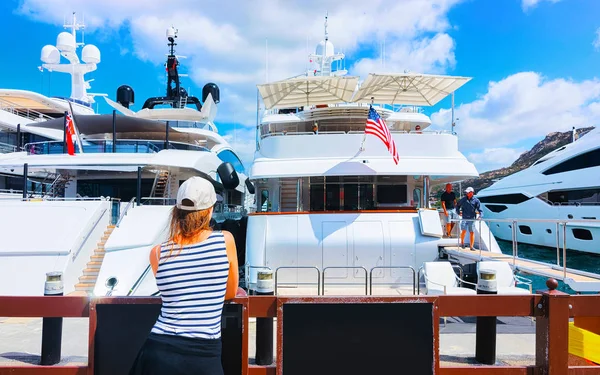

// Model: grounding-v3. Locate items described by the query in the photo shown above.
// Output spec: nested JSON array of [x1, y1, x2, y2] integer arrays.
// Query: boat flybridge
[[246, 19, 502, 296], [0, 26, 253, 297], [477, 127, 600, 254], [0, 12, 101, 159]]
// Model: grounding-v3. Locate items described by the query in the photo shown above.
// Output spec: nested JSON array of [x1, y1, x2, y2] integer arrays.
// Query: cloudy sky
[[3, 0, 600, 172]]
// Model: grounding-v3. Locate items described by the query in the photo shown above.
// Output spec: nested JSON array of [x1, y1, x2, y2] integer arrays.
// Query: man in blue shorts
[[440, 183, 457, 237], [456, 187, 483, 250]]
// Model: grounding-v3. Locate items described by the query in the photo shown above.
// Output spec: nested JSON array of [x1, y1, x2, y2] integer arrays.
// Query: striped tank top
[[151, 231, 229, 339]]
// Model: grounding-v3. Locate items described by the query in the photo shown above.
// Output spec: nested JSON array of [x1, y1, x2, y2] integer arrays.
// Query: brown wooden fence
[[0, 280, 599, 375]]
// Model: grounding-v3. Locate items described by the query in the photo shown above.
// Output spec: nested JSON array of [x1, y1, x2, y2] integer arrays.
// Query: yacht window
[[413, 188, 422, 208], [519, 225, 532, 235], [260, 190, 270, 212], [542, 148, 600, 175], [309, 183, 325, 211], [376, 185, 408, 206], [478, 194, 530, 204], [484, 204, 508, 213], [572, 228, 593, 241], [546, 188, 600, 205], [343, 184, 359, 211], [217, 150, 245, 174], [325, 183, 341, 211]]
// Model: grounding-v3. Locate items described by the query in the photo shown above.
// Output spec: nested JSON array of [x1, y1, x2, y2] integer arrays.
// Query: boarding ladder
[[279, 178, 299, 212], [150, 170, 170, 198]]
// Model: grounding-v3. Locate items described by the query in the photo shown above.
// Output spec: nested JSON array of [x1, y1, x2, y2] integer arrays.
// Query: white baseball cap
[[465, 187, 474, 193], [176, 176, 222, 211]]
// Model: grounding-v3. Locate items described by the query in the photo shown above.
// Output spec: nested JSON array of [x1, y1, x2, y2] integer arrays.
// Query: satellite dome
[[82, 44, 101, 64], [315, 40, 335, 57], [56, 32, 76, 52], [41, 45, 60, 64]]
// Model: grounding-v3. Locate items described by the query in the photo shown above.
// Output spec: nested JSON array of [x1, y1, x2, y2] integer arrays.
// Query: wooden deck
[[442, 246, 600, 292]]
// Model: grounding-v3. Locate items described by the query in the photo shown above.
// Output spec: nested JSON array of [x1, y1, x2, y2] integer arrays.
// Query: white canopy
[[257, 76, 359, 109], [352, 73, 472, 106]]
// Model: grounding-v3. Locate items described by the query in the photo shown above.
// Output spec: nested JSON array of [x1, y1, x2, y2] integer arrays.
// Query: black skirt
[[129, 332, 224, 375]]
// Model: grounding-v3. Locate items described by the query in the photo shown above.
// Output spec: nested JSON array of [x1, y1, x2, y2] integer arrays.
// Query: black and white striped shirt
[[151, 231, 229, 339]]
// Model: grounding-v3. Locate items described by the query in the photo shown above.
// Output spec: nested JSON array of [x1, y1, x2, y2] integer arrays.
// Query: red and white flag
[[365, 105, 399, 164]]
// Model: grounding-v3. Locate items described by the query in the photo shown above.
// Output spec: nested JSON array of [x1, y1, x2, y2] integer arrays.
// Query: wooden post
[[536, 278, 570, 374]]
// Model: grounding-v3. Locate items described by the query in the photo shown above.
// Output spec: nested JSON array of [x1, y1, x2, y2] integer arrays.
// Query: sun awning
[[352, 73, 472, 106], [257, 75, 359, 109]]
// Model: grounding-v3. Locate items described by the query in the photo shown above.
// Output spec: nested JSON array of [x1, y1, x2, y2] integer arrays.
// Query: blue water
[[496, 239, 600, 294]]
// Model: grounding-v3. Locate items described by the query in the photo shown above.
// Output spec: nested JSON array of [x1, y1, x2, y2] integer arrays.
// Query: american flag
[[365, 105, 399, 164], [64, 113, 76, 156]]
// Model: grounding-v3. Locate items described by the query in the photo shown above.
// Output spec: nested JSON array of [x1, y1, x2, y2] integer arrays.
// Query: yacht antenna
[[321, 13, 328, 76]]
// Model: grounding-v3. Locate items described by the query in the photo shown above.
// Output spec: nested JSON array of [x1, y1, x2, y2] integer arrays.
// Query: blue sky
[[3, 0, 600, 172]]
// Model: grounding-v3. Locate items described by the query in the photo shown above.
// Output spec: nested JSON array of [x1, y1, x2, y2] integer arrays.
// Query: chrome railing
[[0, 97, 54, 122], [116, 197, 136, 228], [447, 216, 600, 280], [260, 129, 452, 139]]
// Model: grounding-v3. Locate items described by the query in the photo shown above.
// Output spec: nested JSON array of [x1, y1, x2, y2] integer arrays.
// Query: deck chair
[[477, 261, 532, 295], [423, 262, 477, 296]]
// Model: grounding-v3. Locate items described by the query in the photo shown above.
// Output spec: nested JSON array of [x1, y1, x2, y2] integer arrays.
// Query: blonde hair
[[164, 204, 212, 260]]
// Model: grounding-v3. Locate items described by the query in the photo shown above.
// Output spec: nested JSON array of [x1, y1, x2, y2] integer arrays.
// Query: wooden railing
[[0, 280, 599, 374]]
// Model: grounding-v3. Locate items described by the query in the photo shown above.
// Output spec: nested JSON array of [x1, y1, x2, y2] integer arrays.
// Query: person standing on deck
[[129, 176, 239, 375], [456, 186, 483, 250], [440, 183, 458, 237]]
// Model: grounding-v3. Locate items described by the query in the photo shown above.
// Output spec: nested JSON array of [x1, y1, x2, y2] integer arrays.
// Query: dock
[[442, 246, 600, 293]]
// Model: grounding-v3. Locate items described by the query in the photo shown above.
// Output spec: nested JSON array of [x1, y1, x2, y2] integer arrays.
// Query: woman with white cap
[[129, 176, 239, 375]]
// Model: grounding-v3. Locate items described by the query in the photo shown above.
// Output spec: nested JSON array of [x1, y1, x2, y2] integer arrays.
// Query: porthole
[[568, 214, 574, 219], [572, 228, 593, 241], [546, 229, 552, 234], [519, 225, 532, 235]]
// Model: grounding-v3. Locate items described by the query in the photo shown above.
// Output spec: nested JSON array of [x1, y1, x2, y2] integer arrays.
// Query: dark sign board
[[93, 302, 242, 375], [282, 302, 434, 375]]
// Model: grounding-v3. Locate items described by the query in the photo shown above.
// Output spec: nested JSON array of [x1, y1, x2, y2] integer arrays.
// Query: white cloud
[[467, 147, 526, 172], [521, 0, 561, 11], [431, 72, 600, 170], [18, 0, 463, 129], [593, 27, 600, 51]]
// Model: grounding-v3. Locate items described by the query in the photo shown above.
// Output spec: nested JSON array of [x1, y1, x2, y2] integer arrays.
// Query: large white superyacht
[[477, 127, 600, 254], [0, 25, 252, 297], [245, 19, 501, 295]]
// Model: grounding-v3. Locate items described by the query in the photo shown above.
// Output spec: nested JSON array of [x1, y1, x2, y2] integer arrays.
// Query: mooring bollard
[[475, 269, 497, 365], [254, 270, 274, 366], [41, 271, 64, 365]]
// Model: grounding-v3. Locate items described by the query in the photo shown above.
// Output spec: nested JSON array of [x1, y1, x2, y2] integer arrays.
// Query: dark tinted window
[[478, 194, 530, 204], [484, 204, 508, 213], [542, 148, 600, 175], [572, 228, 593, 241], [376, 185, 407, 205], [547, 188, 600, 205], [217, 150, 245, 173], [519, 225, 532, 235]]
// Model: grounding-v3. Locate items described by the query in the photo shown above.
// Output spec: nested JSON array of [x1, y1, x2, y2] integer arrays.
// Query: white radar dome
[[166, 27, 176, 40], [82, 44, 101, 64], [57, 32, 76, 52], [315, 40, 335, 57], [41, 45, 60, 64]]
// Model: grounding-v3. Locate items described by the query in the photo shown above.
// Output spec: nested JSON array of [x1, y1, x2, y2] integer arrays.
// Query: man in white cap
[[456, 186, 483, 250]]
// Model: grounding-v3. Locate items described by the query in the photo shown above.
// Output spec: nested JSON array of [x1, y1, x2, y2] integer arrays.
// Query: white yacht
[[477, 127, 600, 254], [0, 12, 99, 162], [245, 19, 501, 295], [0, 25, 251, 296]]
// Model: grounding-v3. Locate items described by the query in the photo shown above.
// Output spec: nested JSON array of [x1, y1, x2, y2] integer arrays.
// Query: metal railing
[[369, 266, 416, 295], [274, 266, 321, 295], [116, 197, 136, 227], [322, 266, 368, 295], [447, 216, 600, 281], [260, 128, 453, 139], [0, 97, 55, 122]]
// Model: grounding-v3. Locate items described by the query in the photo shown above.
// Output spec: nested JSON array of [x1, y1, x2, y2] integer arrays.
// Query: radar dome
[[82, 44, 101, 64], [166, 27, 177, 40], [315, 40, 334, 57], [41, 45, 60, 64], [57, 32, 76, 52]]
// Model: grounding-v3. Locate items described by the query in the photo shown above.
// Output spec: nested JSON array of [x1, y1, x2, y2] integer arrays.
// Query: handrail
[[369, 266, 416, 295], [274, 266, 321, 295], [116, 197, 136, 227], [127, 264, 152, 296], [71, 206, 108, 260], [0, 97, 55, 122], [322, 266, 368, 295]]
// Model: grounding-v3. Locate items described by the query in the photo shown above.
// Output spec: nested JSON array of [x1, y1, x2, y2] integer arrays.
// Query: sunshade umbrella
[[257, 75, 359, 110], [352, 73, 472, 106]]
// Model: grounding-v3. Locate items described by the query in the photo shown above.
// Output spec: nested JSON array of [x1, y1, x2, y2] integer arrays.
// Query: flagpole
[[67, 101, 84, 154], [360, 97, 375, 151]]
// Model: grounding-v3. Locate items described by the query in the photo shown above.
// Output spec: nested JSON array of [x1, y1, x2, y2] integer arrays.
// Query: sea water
[[497, 239, 600, 294]]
